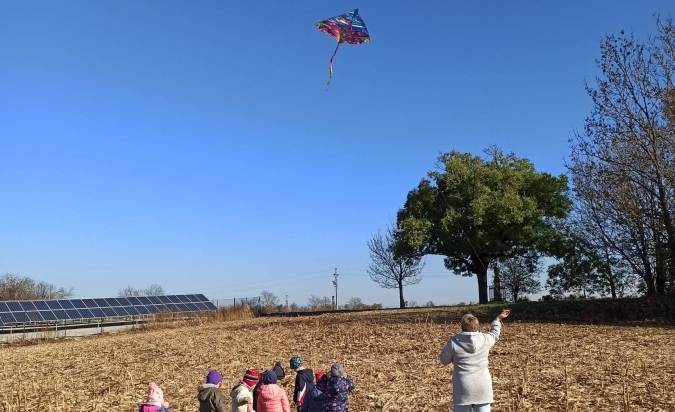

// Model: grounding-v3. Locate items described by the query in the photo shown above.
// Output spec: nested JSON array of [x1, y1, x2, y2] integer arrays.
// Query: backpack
[[273, 361, 285, 380]]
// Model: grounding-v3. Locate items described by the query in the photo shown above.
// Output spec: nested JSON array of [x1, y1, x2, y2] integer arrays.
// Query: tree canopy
[[395, 146, 571, 303]]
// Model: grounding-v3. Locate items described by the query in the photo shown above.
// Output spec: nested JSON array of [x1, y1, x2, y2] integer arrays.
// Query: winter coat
[[439, 320, 502, 405], [197, 384, 229, 412], [231, 382, 255, 412], [256, 383, 291, 412], [293, 369, 314, 406], [315, 376, 354, 412], [138, 404, 171, 412], [298, 383, 324, 412], [252, 382, 264, 412]]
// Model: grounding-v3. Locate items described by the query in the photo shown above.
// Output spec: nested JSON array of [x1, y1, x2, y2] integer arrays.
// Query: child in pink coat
[[138, 382, 171, 412], [257, 370, 291, 412]]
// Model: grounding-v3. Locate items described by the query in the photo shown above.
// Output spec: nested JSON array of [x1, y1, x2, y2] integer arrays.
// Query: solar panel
[[186, 303, 200, 312], [101, 307, 117, 317], [7, 301, 22, 311], [157, 296, 172, 304], [127, 296, 142, 305], [52, 309, 67, 320], [136, 296, 152, 305], [194, 302, 209, 310], [135, 306, 151, 315], [66, 309, 82, 319], [40, 311, 57, 321], [104, 298, 120, 307], [13, 312, 27, 323], [167, 295, 182, 304], [0, 292, 216, 326], [83, 299, 98, 308], [19, 301, 37, 311], [0, 312, 16, 324], [147, 296, 162, 304], [116, 297, 132, 306], [187, 295, 200, 303], [77, 308, 94, 318], [112, 307, 129, 317], [89, 308, 104, 318], [145, 305, 160, 314], [26, 311, 43, 322], [93, 298, 108, 307], [124, 306, 140, 316]]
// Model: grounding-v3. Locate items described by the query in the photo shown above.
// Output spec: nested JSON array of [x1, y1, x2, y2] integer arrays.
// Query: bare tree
[[0, 274, 74, 300], [497, 254, 542, 302], [118, 286, 142, 297], [346, 296, 366, 310], [260, 290, 279, 313], [118, 284, 165, 297], [568, 16, 675, 296], [307, 295, 332, 311], [143, 284, 165, 296], [367, 221, 425, 308]]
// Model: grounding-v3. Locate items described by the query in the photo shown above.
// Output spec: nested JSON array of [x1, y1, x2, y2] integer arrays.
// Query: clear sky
[[1, 1, 672, 307]]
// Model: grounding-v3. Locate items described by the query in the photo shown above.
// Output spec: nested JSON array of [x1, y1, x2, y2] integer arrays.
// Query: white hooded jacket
[[439, 320, 502, 405]]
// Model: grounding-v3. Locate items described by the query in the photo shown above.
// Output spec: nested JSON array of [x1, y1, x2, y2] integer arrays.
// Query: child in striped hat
[[231, 368, 260, 412]]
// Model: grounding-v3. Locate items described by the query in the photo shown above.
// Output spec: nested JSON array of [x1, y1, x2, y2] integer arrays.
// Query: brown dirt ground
[[0, 309, 674, 412]]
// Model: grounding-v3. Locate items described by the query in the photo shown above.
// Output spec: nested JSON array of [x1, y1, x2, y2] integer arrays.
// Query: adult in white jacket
[[439, 309, 510, 412]]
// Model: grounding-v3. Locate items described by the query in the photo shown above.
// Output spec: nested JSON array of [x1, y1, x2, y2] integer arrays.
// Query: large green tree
[[395, 147, 572, 303]]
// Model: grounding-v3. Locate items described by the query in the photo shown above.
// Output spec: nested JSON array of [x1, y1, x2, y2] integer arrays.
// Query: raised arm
[[486, 309, 510, 346]]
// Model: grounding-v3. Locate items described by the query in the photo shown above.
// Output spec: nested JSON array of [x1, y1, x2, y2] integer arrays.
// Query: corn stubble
[[0, 308, 673, 411]]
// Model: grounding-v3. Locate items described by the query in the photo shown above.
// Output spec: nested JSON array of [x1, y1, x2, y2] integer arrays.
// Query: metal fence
[[211, 297, 261, 308]]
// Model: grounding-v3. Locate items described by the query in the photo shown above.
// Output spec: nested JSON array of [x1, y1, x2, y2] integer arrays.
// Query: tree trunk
[[492, 263, 503, 301], [474, 258, 489, 304], [398, 281, 405, 309]]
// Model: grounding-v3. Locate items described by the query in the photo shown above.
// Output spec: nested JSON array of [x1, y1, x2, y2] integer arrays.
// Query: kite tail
[[326, 41, 341, 91]]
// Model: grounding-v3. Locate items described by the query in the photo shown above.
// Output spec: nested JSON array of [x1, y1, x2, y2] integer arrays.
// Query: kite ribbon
[[326, 41, 342, 91]]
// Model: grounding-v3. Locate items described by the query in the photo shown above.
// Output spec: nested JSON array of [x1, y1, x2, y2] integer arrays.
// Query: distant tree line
[[117, 284, 165, 297], [258, 290, 382, 314], [0, 273, 74, 300]]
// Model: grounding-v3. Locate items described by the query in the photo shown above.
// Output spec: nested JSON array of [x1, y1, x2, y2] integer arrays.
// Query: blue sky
[[1, 1, 672, 307]]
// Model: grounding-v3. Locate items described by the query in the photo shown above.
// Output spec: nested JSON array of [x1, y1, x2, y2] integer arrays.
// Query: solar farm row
[[0, 294, 218, 326]]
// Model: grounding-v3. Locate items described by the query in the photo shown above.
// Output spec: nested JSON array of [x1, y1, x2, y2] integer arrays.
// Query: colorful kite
[[315, 8, 370, 90]]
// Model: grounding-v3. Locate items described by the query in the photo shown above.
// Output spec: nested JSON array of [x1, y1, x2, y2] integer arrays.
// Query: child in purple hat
[[197, 370, 228, 412]]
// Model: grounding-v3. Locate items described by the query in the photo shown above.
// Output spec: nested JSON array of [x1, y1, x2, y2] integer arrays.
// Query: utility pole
[[332, 268, 339, 310], [285, 295, 289, 312]]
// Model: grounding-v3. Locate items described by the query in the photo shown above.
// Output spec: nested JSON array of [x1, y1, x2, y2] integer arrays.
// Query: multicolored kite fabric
[[315, 8, 370, 90]]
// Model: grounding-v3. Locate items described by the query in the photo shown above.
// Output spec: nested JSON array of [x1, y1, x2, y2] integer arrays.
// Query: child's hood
[[197, 383, 221, 401], [453, 332, 488, 353]]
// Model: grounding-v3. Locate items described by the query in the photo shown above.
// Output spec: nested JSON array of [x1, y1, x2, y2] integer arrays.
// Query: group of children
[[137, 355, 355, 412]]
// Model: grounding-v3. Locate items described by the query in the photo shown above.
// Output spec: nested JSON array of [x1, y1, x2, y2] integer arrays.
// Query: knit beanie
[[262, 370, 278, 385], [206, 370, 223, 385], [314, 370, 327, 382], [290, 355, 304, 370], [242, 368, 260, 387], [330, 363, 344, 377]]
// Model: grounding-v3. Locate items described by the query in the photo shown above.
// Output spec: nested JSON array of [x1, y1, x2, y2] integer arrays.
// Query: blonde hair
[[460, 314, 479, 332]]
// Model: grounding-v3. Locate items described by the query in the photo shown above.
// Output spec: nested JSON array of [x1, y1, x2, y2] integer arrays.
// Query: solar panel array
[[0, 294, 218, 327]]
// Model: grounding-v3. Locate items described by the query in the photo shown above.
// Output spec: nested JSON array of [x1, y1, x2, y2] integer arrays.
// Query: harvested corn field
[[1, 308, 674, 412]]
